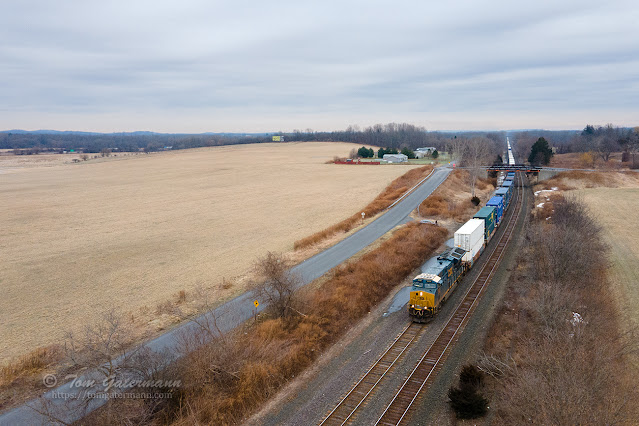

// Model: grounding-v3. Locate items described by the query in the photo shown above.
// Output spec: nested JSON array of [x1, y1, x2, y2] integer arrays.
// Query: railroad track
[[320, 322, 425, 425], [318, 177, 524, 426], [375, 176, 524, 426]]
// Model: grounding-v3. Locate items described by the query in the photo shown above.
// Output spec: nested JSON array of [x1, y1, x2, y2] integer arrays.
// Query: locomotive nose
[[410, 290, 435, 309]]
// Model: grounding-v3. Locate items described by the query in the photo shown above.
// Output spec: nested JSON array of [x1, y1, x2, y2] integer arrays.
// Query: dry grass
[[417, 169, 496, 222], [0, 345, 64, 412], [0, 345, 62, 388], [532, 171, 639, 221], [536, 170, 639, 192], [0, 142, 415, 363], [313, 223, 448, 330], [550, 151, 629, 169], [293, 166, 433, 250]]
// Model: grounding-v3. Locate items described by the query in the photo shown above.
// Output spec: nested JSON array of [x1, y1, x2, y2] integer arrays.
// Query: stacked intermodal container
[[501, 181, 514, 204], [473, 206, 497, 242], [494, 186, 511, 209], [486, 196, 504, 224], [454, 218, 485, 265]]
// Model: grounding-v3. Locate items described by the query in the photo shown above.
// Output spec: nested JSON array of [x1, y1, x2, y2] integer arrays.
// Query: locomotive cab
[[408, 248, 466, 323], [409, 274, 440, 322]]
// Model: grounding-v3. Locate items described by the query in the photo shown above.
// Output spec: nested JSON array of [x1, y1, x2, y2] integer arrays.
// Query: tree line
[[355, 146, 439, 159], [512, 124, 639, 167], [0, 132, 262, 154], [0, 124, 506, 154]]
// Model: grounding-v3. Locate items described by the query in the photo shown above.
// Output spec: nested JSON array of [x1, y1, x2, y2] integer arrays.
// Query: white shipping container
[[454, 219, 485, 263], [469, 237, 484, 263]]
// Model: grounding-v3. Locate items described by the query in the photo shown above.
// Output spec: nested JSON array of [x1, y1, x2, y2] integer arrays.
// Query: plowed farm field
[[0, 142, 416, 362]]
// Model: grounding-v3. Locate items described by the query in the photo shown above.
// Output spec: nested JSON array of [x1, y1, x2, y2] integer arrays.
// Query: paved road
[[292, 166, 451, 284], [0, 166, 452, 425]]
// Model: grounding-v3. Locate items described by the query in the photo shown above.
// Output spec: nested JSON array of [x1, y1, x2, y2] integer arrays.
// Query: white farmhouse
[[383, 153, 408, 163]]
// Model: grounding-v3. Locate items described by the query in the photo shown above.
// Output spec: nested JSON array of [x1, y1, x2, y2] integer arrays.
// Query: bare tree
[[446, 137, 466, 163], [460, 137, 495, 197], [512, 132, 536, 162], [252, 252, 300, 318], [25, 310, 140, 423], [623, 127, 639, 168], [593, 124, 620, 162], [64, 310, 133, 384]]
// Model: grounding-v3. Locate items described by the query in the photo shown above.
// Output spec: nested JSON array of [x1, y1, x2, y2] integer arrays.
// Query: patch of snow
[[534, 187, 559, 196], [570, 312, 586, 326], [537, 203, 545, 208]]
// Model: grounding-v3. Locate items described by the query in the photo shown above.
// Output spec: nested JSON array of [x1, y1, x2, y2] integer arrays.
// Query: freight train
[[408, 171, 517, 322], [408, 247, 466, 321]]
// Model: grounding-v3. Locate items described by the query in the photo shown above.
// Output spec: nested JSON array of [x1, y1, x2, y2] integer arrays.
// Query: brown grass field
[[550, 151, 631, 170], [582, 187, 639, 352], [0, 142, 417, 363]]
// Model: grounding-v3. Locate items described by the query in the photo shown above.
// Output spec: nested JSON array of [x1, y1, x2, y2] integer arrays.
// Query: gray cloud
[[0, 0, 637, 131]]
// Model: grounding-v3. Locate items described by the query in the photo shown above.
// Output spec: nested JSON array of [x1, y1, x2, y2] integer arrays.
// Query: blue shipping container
[[486, 196, 504, 225], [502, 180, 514, 186], [507, 172, 516, 178], [495, 187, 511, 208]]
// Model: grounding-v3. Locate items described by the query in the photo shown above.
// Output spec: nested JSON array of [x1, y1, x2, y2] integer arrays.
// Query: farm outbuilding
[[383, 154, 408, 163], [416, 147, 437, 154]]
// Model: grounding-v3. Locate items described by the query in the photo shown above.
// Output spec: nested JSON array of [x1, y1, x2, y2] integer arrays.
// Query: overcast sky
[[1, 0, 637, 132]]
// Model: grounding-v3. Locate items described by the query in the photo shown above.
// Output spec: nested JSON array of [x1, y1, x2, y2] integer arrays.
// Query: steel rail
[[375, 176, 524, 426], [319, 322, 424, 425]]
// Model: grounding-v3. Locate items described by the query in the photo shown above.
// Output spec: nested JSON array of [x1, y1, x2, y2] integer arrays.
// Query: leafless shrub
[[477, 353, 517, 379], [252, 252, 300, 318], [220, 277, 233, 290], [480, 194, 639, 424]]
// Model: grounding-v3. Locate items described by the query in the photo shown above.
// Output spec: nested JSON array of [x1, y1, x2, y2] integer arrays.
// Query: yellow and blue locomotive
[[408, 247, 467, 322]]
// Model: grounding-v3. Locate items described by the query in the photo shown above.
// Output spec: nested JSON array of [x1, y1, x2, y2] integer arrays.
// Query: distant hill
[[1, 129, 270, 137]]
